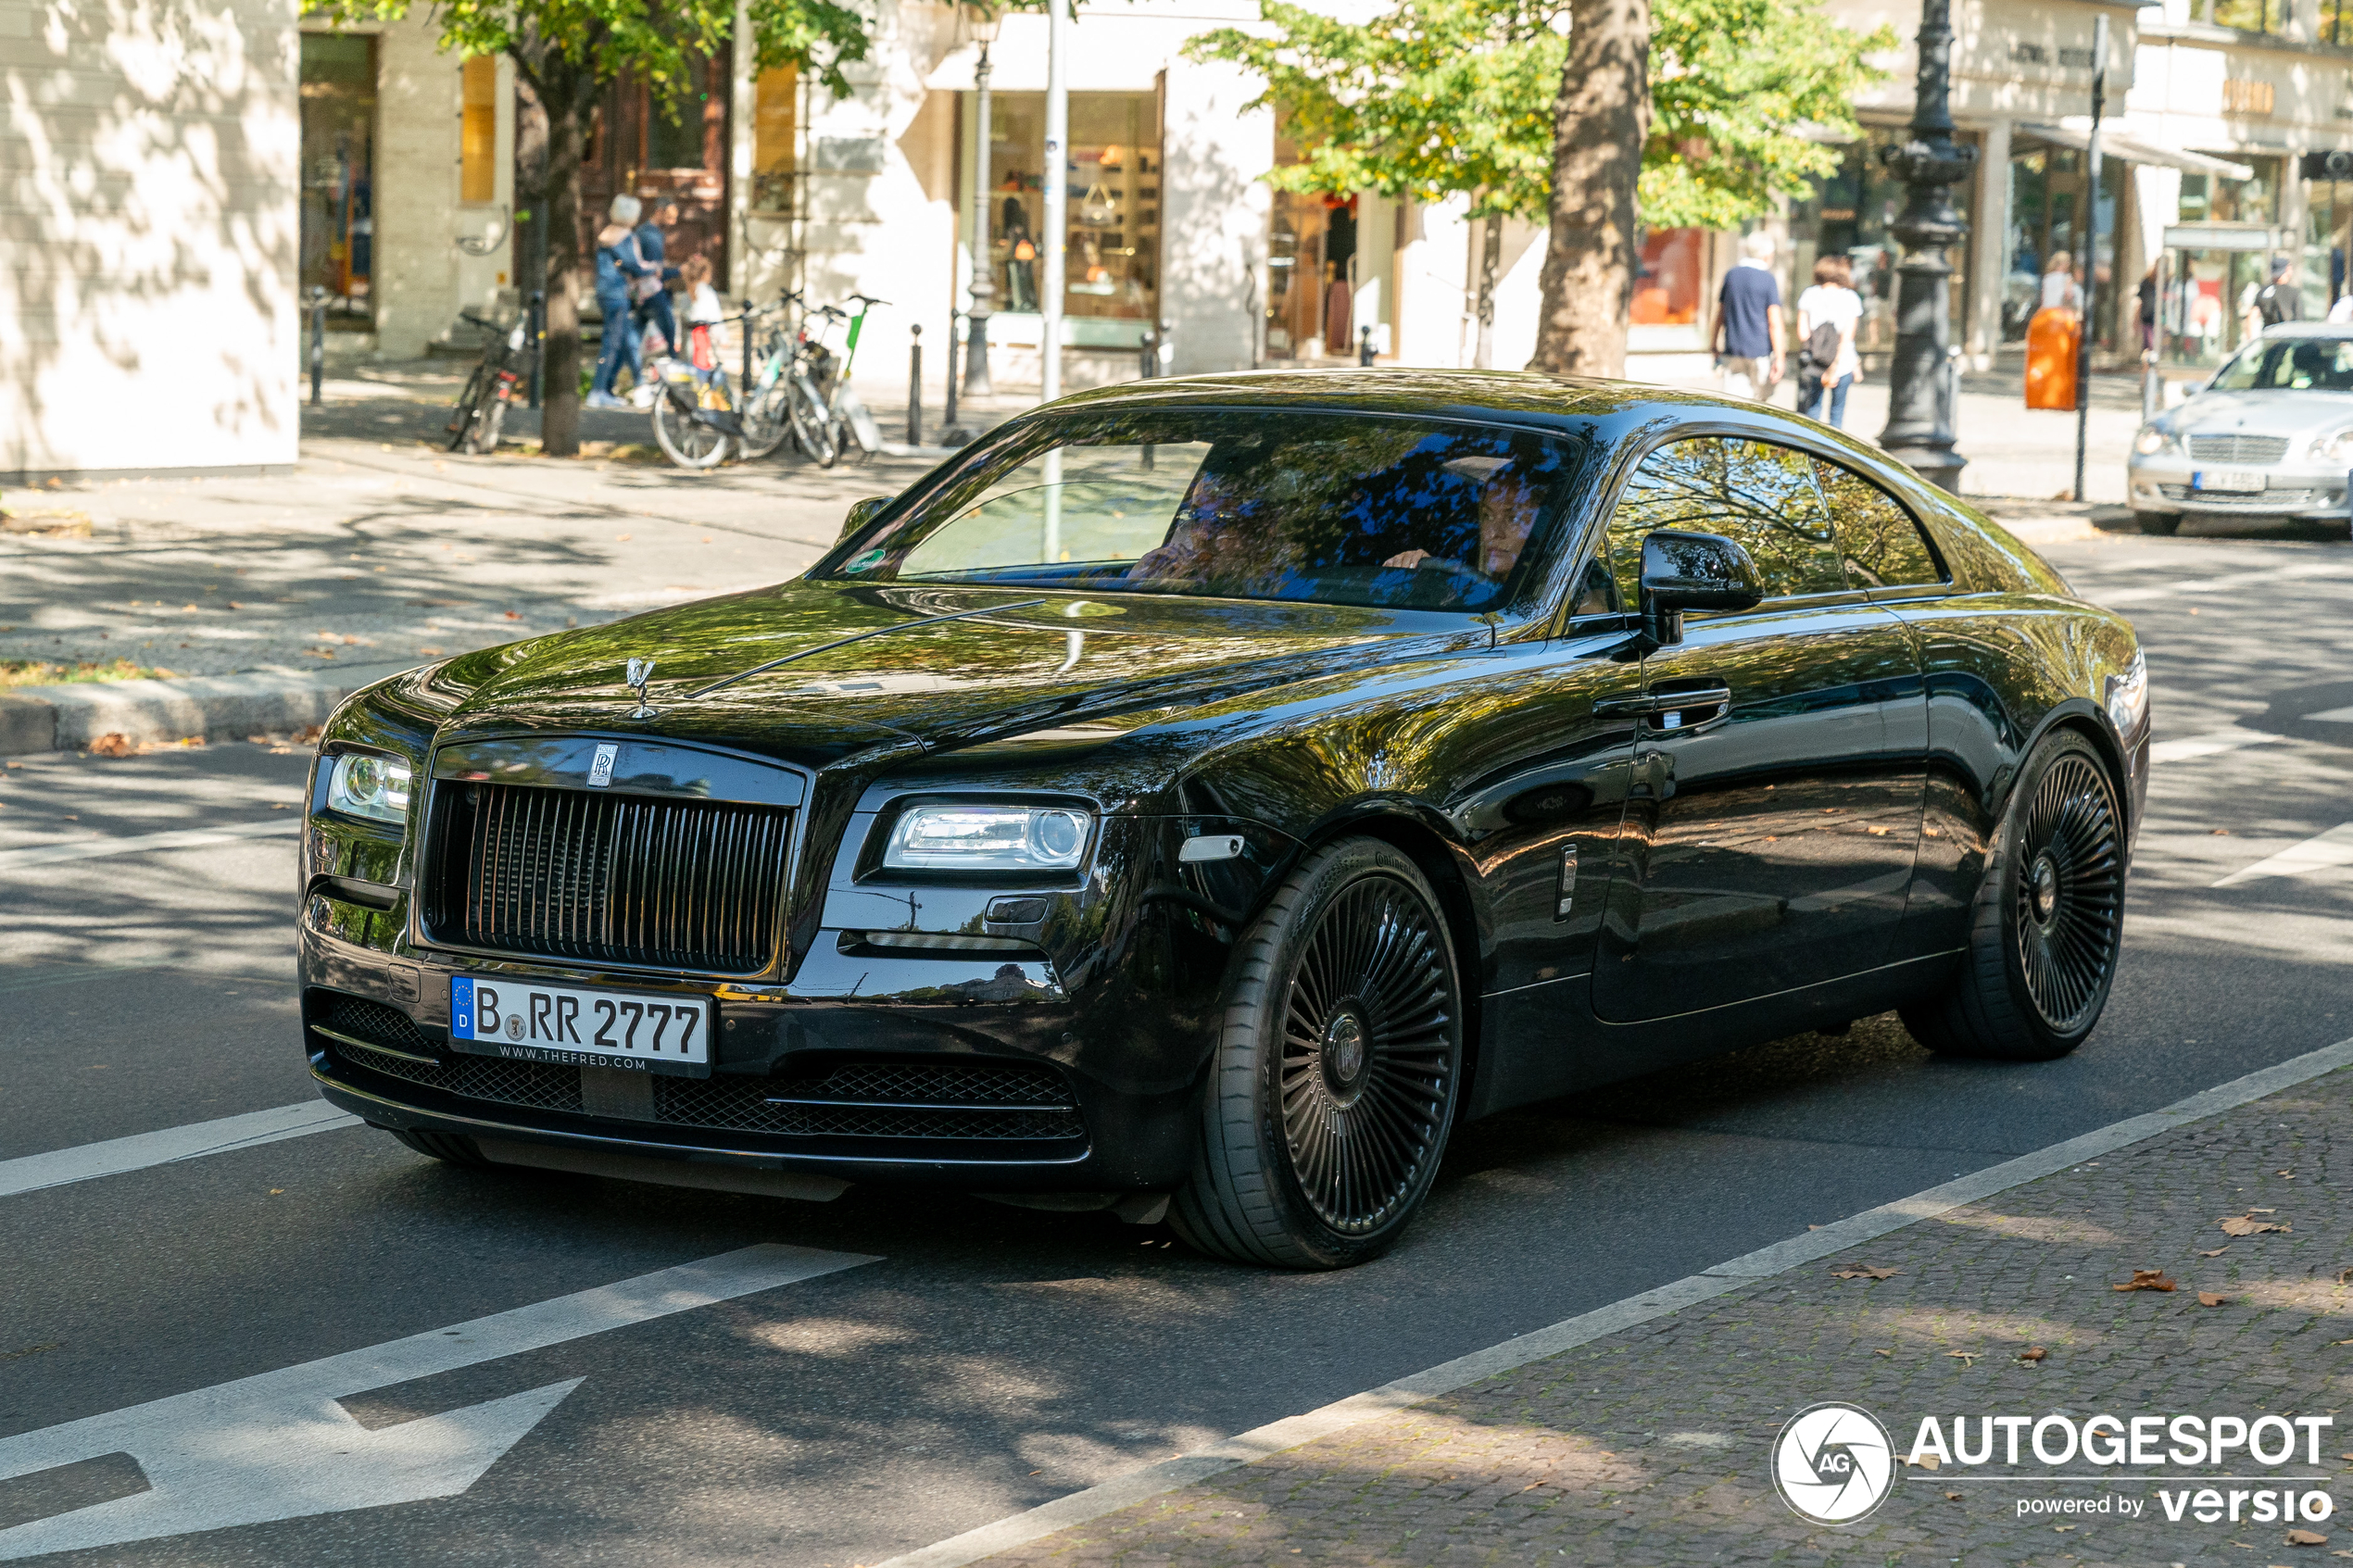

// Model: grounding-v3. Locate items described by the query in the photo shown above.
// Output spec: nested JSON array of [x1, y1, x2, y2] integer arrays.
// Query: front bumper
[[2126, 456, 2349, 516], [300, 925, 1210, 1195]]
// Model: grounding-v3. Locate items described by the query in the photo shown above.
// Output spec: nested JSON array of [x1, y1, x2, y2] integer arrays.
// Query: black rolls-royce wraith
[[299, 371, 2149, 1268]]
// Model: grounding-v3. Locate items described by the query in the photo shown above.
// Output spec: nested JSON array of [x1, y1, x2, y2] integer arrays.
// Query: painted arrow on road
[[0, 1242, 875, 1560]]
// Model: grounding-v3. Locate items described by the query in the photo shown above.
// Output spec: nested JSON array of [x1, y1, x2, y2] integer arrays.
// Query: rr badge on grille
[[624, 657, 659, 720], [587, 742, 618, 788]]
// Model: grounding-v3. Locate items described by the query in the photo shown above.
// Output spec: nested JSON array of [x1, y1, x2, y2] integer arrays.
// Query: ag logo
[[1771, 1401, 1895, 1525]]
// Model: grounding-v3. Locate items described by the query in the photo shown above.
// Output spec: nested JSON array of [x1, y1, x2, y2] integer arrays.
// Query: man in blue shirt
[[1712, 231, 1786, 401]]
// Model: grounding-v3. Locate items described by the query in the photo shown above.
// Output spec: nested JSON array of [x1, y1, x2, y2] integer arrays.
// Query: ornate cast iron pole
[[1877, 0, 1977, 493]]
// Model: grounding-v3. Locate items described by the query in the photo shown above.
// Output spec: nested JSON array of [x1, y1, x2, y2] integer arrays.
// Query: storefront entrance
[[1784, 127, 1978, 370]]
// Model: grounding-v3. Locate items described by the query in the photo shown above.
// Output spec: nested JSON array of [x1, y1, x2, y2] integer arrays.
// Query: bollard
[[308, 288, 327, 408], [1139, 327, 1158, 380], [528, 290, 546, 409], [1358, 325, 1375, 366], [907, 324, 923, 447], [942, 312, 962, 433]]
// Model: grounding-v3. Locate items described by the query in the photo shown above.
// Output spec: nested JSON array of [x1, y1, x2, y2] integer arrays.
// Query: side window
[[1605, 436, 1845, 607], [1813, 458, 1946, 589]]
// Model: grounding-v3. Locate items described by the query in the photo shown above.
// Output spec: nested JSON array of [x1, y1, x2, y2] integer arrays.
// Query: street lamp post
[[960, 4, 1001, 401], [1877, 0, 1978, 493]]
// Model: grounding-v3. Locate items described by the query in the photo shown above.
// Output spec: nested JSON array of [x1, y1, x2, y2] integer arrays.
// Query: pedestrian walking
[[2246, 256, 2301, 340], [1794, 255, 1863, 428], [1711, 232, 1784, 402], [2137, 262, 2159, 352], [634, 196, 682, 375], [2042, 250, 2082, 313], [587, 194, 650, 410]]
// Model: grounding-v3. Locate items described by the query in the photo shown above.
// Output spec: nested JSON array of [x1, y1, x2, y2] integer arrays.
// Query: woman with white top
[[1795, 255, 1865, 428], [2041, 250, 2082, 313]]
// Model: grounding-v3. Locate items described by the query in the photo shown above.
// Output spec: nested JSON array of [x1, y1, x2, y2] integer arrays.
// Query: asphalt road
[[3, 521, 2350, 1566]]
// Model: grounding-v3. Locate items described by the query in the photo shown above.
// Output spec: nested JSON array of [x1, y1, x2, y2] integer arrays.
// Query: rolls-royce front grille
[[427, 783, 791, 973], [2184, 433, 2290, 464]]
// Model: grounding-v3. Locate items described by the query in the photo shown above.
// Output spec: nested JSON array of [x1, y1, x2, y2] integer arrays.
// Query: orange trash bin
[[2026, 306, 2081, 410]]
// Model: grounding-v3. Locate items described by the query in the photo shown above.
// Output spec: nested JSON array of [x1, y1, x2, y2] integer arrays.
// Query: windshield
[[2209, 337, 2353, 393], [827, 409, 1582, 613]]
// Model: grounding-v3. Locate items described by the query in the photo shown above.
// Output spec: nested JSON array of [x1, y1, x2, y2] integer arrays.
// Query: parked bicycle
[[445, 306, 531, 455], [647, 295, 792, 470]]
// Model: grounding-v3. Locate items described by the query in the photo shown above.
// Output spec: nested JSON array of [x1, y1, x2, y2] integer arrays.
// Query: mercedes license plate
[[449, 975, 712, 1074], [2192, 470, 2266, 493]]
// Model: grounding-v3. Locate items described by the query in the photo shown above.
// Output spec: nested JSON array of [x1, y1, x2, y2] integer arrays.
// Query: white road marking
[[2212, 822, 2353, 886], [0, 818, 299, 873], [0, 1102, 362, 1198], [2148, 728, 2283, 763], [2301, 704, 2353, 723], [0, 1243, 876, 1560], [873, 1035, 2353, 1568]]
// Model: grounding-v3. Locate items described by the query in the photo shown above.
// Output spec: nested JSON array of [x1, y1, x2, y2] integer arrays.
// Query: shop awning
[[2014, 124, 2254, 180]]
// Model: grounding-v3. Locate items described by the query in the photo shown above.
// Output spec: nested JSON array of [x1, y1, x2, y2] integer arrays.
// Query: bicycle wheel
[[789, 377, 838, 469], [446, 363, 491, 452], [736, 383, 793, 461], [651, 392, 732, 470], [462, 394, 507, 456]]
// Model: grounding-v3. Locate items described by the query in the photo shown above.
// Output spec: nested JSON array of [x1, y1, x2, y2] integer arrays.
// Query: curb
[[0, 661, 415, 757]]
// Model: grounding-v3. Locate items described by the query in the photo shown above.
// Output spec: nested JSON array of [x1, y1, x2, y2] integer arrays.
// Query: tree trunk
[[1528, 0, 1651, 379], [534, 65, 589, 458], [1473, 212, 1503, 369]]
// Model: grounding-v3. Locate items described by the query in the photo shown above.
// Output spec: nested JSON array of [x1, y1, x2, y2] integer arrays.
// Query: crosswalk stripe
[[0, 1102, 360, 1198], [2212, 822, 2353, 887], [2149, 729, 2282, 763]]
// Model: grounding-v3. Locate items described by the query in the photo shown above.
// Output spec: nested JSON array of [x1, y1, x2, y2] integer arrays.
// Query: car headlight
[[2105, 651, 2149, 738], [325, 751, 413, 825], [2313, 428, 2353, 464], [884, 803, 1094, 871], [2133, 426, 2175, 457]]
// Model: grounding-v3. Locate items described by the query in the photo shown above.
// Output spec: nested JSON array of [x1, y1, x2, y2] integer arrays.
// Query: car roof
[[2260, 321, 2353, 340]]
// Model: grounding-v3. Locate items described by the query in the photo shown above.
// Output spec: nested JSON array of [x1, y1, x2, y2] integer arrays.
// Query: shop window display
[[1631, 229, 1703, 325], [980, 93, 1162, 341], [1783, 128, 1975, 364]]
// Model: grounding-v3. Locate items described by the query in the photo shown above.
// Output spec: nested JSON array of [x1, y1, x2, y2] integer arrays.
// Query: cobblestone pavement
[[984, 1071, 2353, 1568]]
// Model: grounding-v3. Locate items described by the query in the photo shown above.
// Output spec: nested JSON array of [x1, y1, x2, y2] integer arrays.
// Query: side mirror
[[1639, 529, 1763, 646], [838, 496, 891, 543]]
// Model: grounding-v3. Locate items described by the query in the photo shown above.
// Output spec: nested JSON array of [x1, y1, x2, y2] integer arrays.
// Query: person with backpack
[[1795, 254, 1864, 428], [2246, 256, 2301, 341]]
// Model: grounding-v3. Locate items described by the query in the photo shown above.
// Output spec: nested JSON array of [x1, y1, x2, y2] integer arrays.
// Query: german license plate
[[2192, 470, 2266, 493], [449, 975, 711, 1074]]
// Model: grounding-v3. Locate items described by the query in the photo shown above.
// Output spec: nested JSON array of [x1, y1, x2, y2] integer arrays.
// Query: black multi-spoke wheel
[[1902, 730, 2127, 1060], [1171, 838, 1463, 1268]]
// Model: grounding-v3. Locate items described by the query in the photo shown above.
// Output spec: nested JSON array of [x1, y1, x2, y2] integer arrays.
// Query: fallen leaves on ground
[[503, 609, 522, 620], [2289, 1529, 2330, 1546], [1945, 1490, 1963, 1500], [2337, 1269, 2353, 1286], [1874, 1348, 1893, 1357], [2201, 1248, 2231, 1257], [2199, 1292, 2232, 1308], [86, 733, 132, 757], [2020, 1347, 2049, 1362], [1946, 1352, 1980, 1367], [2223, 1214, 2292, 1236], [2116, 1269, 2179, 1292], [1831, 1265, 1900, 1280]]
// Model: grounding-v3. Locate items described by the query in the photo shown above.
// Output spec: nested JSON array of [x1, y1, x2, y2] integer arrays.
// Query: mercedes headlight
[[884, 804, 1094, 871], [2313, 427, 2353, 464], [325, 751, 413, 825], [2105, 651, 2149, 739], [2133, 426, 2176, 457]]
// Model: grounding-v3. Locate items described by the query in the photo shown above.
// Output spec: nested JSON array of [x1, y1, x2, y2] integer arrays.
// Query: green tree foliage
[[301, 0, 869, 454], [1189, 0, 1892, 363]]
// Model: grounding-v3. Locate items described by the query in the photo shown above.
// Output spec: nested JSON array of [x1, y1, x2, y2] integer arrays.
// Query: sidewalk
[[973, 1051, 2353, 1568]]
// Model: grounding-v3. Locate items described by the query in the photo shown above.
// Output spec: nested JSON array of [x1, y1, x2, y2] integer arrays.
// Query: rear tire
[[388, 1127, 491, 1167], [1169, 838, 1464, 1270], [461, 395, 506, 455], [1900, 729, 2126, 1061], [446, 364, 492, 452]]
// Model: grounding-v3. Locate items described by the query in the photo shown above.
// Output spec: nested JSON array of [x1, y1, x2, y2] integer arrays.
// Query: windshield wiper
[[683, 599, 1049, 700]]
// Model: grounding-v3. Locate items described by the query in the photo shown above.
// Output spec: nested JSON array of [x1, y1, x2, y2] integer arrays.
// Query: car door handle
[[1596, 684, 1733, 719]]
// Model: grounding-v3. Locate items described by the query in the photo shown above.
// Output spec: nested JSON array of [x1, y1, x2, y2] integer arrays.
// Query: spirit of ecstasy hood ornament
[[624, 657, 659, 720]]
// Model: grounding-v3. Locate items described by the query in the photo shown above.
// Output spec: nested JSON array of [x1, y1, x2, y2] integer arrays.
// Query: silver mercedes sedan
[[2128, 322, 2353, 536]]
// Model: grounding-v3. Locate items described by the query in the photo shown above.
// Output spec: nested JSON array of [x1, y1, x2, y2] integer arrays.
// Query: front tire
[[652, 391, 732, 470], [2136, 511, 2183, 535], [1170, 838, 1464, 1269], [1901, 729, 2126, 1060]]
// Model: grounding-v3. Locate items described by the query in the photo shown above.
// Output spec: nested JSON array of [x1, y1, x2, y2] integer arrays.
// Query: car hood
[[424, 580, 1483, 765], [2171, 388, 2353, 440]]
